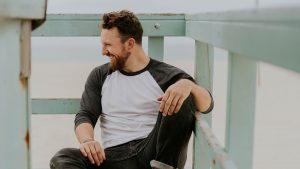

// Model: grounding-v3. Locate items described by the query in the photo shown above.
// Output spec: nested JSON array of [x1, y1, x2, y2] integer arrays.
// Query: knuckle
[[85, 149, 91, 153]]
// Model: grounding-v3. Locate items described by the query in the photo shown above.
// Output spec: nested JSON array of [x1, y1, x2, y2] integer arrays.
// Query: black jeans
[[50, 95, 196, 169]]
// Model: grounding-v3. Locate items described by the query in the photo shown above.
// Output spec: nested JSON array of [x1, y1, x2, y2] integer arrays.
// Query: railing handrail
[[186, 7, 300, 73]]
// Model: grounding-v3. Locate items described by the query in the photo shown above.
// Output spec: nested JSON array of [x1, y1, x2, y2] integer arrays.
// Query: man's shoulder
[[150, 58, 185, 73], [87, 62, 112, 82], [92, 62, 111, 75]]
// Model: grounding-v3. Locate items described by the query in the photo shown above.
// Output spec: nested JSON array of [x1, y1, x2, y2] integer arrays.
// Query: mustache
[[103, 51, 120, 59], [103, 51, 111, 57]]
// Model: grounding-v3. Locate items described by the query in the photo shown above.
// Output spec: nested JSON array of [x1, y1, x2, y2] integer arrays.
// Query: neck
[[122, 47, 150, 73]]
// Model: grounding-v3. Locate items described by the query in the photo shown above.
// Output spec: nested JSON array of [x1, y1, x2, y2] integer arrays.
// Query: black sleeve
[[148, 60, 195, 92], [74, 67, 103, 129]]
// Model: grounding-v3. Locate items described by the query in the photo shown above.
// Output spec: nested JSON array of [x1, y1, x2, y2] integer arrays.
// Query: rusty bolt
[[154, 23, 160, 29]]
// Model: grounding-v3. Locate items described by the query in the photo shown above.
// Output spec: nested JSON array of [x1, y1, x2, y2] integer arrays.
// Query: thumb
[[157, 95, 163, 101]]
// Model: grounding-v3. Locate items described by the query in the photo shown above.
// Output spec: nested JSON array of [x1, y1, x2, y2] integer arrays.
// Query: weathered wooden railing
[[186, 7, 300, 169], [0, 0, 46, 169], [1, 5, 300, 169]]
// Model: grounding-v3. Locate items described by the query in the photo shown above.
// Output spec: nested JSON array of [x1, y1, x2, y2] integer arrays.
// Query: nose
[[102, 48, 109, 56]]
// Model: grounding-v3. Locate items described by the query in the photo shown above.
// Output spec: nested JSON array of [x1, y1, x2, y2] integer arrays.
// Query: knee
[[176, 94, 196, 116], [168, 95, 196, 130], [50, 148, 75, 169]]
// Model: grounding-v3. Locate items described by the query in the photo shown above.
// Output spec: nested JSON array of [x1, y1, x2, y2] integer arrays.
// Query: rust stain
[[25, 130, 30, 149], [19, 73, 28, 89]]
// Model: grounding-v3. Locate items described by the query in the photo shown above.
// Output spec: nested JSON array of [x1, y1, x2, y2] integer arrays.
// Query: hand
[[79, 139, 106, 166], [158, 79, 193, 116]]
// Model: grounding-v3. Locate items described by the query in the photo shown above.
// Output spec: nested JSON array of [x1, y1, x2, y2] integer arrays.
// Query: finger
[[90, 145, 100, 165], [101, 147, 106, 160], [157, 96, 163, 101], [84, 146, 95, 164], [94, 144, 103, 164], [79, 145, 87, 157], [168, 95, 180, 115], [174, 98, 184, 113], [163, 92, 175, 116], [159, 92, 169, 114]]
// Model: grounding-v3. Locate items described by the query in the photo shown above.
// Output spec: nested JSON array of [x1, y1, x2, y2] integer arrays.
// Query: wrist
[[82, 138, 94, 143], [188, 80, 197, 94]]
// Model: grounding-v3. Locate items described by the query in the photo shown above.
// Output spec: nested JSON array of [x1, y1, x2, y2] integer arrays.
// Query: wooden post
[[225, 53, 256, 169], [148, 37, 164, 61], [193, 41, 214, 169]]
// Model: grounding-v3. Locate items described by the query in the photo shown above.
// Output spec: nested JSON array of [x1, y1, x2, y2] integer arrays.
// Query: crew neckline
[[119, 58, 153, 76]]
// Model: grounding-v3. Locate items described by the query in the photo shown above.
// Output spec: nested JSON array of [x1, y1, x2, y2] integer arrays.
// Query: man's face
[[101, 27, 131, 71]]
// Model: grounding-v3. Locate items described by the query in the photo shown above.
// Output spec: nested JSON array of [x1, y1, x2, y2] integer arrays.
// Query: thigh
[[50, 148, 94, 169], [99, 156, 140, 169], [136, 95, 196, 169]]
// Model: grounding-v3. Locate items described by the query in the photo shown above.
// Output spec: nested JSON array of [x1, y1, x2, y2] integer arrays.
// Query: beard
[[107, 51, 130, 72]]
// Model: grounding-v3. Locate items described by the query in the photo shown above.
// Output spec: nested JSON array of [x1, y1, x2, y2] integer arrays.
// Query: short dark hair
[[102, 10, 143, 45]]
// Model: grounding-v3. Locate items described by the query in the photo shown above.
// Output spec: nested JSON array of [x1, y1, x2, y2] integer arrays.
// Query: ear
[[126, 38, 135, 51]]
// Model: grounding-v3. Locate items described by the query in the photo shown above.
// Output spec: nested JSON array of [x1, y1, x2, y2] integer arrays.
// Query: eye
[[104, 43, 111, 46]]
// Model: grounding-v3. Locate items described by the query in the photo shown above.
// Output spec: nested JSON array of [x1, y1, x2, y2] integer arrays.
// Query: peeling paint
[[19, 73, 28, 89], [25, 130, 30, 149]]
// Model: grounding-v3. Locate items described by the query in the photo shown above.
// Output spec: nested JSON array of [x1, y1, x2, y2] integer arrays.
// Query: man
[[50, 10, 213, 169]]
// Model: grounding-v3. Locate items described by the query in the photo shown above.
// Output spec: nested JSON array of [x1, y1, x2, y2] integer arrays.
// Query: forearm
[[75, 123, 95, 143], [190, 82, 212, 113]]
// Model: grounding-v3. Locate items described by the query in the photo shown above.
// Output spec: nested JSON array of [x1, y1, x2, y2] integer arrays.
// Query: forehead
[[100, 27, 121, 43]]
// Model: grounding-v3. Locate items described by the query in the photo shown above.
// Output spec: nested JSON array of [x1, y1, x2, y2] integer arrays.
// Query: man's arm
[[75, 123, 105, 166], [75, 123, 95, 144], [159, 79, 213, 116], [74, 67, 107, 166]]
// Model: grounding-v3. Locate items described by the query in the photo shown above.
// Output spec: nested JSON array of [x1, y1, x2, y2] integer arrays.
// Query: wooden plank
[[0, 19, 30, 169], [193, 117, 213, 169], [45, 14, 185, 20], [0, 0, 46, 19], [32, 14, 185, 37], [197, 118, 238, 169], [148, 37, 164, 61], [186, 7, 300, 73], [31, 99, 80, 114], [194, 41, 214, 124], [185, 7, 300, 22], [225, 53, 256, 169], [193, 41, 214, 169]]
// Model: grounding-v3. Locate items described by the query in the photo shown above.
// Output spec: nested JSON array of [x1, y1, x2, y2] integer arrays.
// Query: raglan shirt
[[75, 58, 214, 149]]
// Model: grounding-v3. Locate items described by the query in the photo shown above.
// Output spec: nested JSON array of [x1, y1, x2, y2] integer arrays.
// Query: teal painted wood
[[194, 41, 214, 124], [45, 14, 185, 20], [193, 118, 213, 169], [32, 14, 185, 37], [197, 119, 238, 169], [148, 37, 164, 61], [193, 41, 214, 169], [0, 0, 46, 19], [0, 20, 30, 169], [31, 99, 80, 114], [185, 8, 300, 73], [225, 53, 256, 169], [185, 7, 300, 22]]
